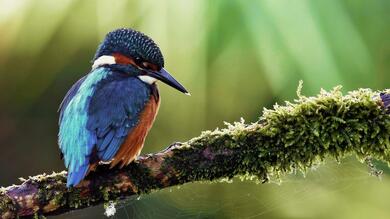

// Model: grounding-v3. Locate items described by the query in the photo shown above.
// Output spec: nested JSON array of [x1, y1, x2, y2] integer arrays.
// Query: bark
[[0, 88, 389, 218]]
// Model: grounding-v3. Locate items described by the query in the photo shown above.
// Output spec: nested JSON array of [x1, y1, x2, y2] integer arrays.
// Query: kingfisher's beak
[[147, 68, 190, 95]]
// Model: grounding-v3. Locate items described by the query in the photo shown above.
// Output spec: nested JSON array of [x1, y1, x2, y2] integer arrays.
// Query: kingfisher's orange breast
[[111, 94, 160, 168]]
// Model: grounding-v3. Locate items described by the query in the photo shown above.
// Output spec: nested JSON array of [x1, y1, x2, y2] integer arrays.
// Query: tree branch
[[1, 87, 389, 218]]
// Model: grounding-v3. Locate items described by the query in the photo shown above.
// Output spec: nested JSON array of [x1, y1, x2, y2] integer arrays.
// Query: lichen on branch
[[0, 87, 389, 218]]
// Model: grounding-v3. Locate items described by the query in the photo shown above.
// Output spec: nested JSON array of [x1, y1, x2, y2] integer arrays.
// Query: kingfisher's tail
[[66, 164, 89, 187]]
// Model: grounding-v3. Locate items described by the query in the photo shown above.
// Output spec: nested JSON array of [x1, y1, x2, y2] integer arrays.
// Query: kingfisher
[[58, 28, 189, 187]]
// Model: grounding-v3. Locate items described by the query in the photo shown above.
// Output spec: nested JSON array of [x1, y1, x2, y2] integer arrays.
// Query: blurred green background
[[0, 0, 389, 218]]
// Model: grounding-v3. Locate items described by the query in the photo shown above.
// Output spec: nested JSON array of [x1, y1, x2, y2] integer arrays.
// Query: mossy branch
[[1, 87, 389, 218]]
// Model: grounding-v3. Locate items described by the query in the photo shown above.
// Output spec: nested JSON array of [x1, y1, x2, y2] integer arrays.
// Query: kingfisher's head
[[92, 28, 189, 95]]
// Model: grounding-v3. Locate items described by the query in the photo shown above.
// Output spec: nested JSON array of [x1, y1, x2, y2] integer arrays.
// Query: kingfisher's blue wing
[[59, 68, 109, 187], [58, 76, 86, 122], [86, 74, 150, 161]]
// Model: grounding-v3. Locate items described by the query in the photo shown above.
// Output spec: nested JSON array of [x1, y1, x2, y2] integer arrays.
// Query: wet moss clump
[[167, 87, 390, 184]]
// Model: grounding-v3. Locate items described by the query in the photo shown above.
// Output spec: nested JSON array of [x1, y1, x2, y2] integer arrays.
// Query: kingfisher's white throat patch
[[138, 75, 157, 84], [92, 55, 116, 69]]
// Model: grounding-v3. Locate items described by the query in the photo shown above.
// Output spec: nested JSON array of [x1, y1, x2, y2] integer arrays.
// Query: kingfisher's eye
[[141, 61, 158, 71], [134, 57, 142, 64], [132, 56, 158, 71], [135, 57, 149, 67]]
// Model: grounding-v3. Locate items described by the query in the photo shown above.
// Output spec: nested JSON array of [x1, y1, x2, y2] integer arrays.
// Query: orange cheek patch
[[113, 53, 137, 65]]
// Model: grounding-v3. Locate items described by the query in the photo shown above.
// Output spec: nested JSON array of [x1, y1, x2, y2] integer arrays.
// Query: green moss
[[167, 88, 390, 184], [35, 172, 67, 210], [125, 163, 160, 193]]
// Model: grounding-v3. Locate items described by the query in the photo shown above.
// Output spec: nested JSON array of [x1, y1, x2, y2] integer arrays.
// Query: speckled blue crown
[[93, 28, 164, 68]]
